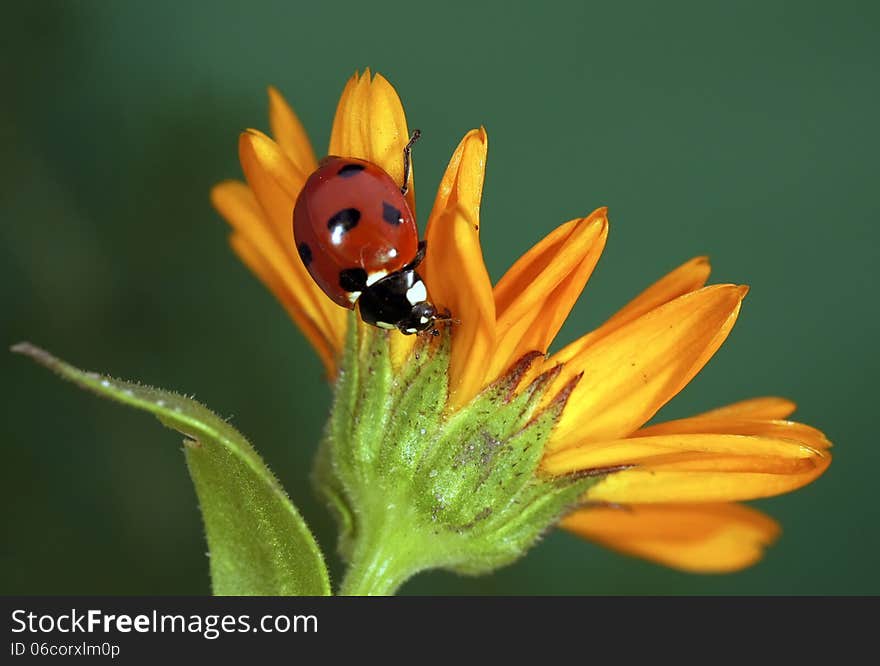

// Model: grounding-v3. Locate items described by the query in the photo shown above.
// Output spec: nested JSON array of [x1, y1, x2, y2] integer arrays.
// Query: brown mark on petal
[[507, 371, 586, 445], [546, 371, 584, 416], [565, 499, 632, 515], [495, 350, 545, 402], [520, 363, 563, 402], [559, 463, 637, 482]]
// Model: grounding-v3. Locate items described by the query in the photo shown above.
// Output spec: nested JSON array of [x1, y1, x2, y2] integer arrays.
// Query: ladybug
[[293, 130, 448, 334]]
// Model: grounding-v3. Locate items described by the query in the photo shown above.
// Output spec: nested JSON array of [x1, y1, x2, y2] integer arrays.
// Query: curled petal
[[237, 132, 347, 354], [238, 129, 307, 249], [228, 231, 337, 376], [550, 256, 712, 368], [546, 285, 747, 450], [561, 503, 780, 573], [543, 433, 830, 503], [213, 182, 340, 373], [489, 210, 608, 380], [212, 179, 291, 270], [422, 128, 494, 408], [268, 86, 318, 176], [328, 70, 416, 214], [596, 256, 712, 338]]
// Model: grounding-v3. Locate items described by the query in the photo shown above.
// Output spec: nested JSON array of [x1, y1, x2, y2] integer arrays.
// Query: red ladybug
[[293, 131, 446, 334]]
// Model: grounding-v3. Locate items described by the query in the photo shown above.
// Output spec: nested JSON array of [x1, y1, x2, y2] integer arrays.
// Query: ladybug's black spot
[[337, 163, 366, 178], [382, 202, 403, 225], [297, 242, 312, 266], [327, 208, 361, 238], [339, 268, 368, 293]]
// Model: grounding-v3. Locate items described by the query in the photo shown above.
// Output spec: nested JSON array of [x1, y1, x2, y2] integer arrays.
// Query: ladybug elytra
[[293, 131, 448, 335]]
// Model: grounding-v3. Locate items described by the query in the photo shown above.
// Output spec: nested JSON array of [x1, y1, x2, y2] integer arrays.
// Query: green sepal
[[14, 342, 331, 596], [314, 318, 597, 594]]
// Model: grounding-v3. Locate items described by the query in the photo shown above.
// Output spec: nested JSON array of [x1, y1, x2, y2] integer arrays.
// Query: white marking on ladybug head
[[406, 280, 427, 305], [376, 321, 396, 330], [420, 316, 430, 324], [347, 291, 361, 304], [366, 270, 388, 287]]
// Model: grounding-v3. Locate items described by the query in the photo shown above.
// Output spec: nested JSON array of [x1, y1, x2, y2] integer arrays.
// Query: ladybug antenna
[[401, 129, 421, 196]]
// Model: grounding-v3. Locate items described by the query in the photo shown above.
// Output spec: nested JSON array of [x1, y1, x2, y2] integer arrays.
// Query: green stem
[[337, 508, 427, 596]]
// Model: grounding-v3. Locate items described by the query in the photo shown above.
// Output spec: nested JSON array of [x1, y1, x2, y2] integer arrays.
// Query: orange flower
[[212, 70, 831, 574]]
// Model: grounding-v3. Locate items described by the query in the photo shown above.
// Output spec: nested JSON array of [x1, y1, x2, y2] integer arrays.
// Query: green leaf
[[12, 342, 331, 596]]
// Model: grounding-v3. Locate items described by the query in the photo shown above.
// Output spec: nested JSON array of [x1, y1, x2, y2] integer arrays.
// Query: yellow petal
[[547, 285, 747, 450], [583, 462, 831, 503], [238, 129, 307, 245], [329, 70, 365, 159], [389, 330, 416, 372], [268, 86, 318, 176], [328, 70, 416, 214], [600, 256, 712, 335], [544, 432, 826, 472], [550, 256, 712, 368], [542, 433, 830, 503], [229, 232, 337, 377], [212, 179, 291, 268], [237, 131, 347, 354], [488, 210, 608, 380], [635, 415, 831, 450], [212, 181, 341, 374], [560, 503, 780, 573], [694, 396, 798, 420], [329, 71, 358, 154], [422, 128, 494, 408]]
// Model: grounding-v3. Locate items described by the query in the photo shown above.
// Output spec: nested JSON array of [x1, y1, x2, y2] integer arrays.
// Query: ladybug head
[[357, 269, 449, 336], [398, 301, 441, 335]]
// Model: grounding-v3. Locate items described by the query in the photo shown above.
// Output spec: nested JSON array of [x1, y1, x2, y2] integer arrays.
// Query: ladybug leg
[[404, 240, 427, 271], [421, 309, 460, 337], [414, 306, 459, 338], [432, 308, 460, 328], [436, 308, 459, 326], [401, 129, 421, 195]]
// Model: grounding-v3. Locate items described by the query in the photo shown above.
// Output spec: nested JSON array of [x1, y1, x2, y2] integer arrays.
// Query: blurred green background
[[2, 0, 877, 595]]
